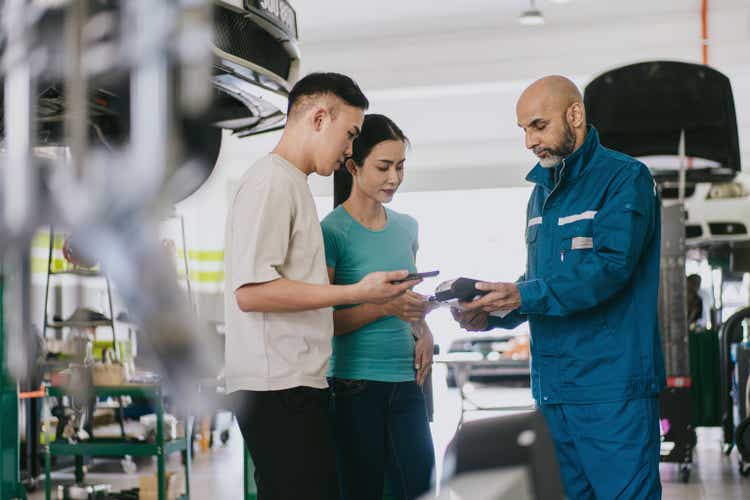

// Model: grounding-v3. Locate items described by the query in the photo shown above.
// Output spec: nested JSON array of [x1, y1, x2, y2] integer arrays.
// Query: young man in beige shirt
[[224, 72, 417, 500]]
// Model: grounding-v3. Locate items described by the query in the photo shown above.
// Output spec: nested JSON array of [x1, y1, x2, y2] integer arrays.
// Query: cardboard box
[[138, 471, 182, 500], [92, 362, 125, 386]]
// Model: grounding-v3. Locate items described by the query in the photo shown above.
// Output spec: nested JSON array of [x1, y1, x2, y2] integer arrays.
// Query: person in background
[[322, 114, 435, 500], [687, 274, 704, 328], [452, 75, 666, 500], [687, 273, 711, 330], [224, 73, 417, 500]]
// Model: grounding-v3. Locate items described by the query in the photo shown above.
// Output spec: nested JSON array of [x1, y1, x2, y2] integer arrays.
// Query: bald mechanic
[[453, 76, 666, 499]]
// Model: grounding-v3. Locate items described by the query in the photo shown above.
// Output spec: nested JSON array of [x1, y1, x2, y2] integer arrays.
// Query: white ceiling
[[220, 1, 750, 195], [294, 0, 720, 45]]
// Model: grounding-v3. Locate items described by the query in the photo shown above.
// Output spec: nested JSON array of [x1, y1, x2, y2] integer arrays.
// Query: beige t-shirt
[[223, 154, 333, 392]]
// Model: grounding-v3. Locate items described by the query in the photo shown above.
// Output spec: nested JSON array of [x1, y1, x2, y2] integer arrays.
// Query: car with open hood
[[584, 61, 744, 248]]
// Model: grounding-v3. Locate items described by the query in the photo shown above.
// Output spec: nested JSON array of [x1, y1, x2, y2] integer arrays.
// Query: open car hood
[[584, 61, 741, 182]]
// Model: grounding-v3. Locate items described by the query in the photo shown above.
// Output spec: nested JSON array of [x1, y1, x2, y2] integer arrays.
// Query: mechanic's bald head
[[519, 75, 583, 114], [516, 75, 587, 167]]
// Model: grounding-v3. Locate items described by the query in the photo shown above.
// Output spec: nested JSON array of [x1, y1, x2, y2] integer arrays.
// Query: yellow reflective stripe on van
[[176, 270, 225, 283], [192, 270, 223, 283], [32, 232, 65, 250], [31, 229, 226, 284], [34, 261, 225, 284], [31, 257, 71, 274], [176, 249, 224, 262]]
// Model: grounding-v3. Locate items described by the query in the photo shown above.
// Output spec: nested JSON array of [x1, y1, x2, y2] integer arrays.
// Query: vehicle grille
[[685, 225, 703, 238], [213, 6, 291, 81], [660, 185, 696, 199], [709, 222, 747, 236]]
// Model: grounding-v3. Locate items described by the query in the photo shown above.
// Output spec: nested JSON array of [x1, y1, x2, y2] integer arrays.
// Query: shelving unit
[[26, 229, 124, 489], [43, 384, 192, 500]]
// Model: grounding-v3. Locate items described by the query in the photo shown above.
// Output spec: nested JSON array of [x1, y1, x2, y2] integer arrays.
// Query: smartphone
[[392, 270, 440, 284]]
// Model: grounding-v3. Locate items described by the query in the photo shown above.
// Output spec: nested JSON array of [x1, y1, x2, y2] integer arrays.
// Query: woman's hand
[[413, 322, 434, 386], [382, 290, 430, 323]]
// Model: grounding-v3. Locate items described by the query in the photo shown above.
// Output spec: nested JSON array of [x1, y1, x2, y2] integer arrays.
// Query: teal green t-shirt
[[321, 205, 419, 382]]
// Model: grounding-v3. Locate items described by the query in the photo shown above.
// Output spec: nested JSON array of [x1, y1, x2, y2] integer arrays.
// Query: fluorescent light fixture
[[519, 0, 545, 25], [519, 9, 544, 25], [548, 0, 570, 3]]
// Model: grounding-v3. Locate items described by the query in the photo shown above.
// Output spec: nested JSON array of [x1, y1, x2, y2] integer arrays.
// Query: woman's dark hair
[[350, 114, 409, 166], [333, 114, 409, 207]]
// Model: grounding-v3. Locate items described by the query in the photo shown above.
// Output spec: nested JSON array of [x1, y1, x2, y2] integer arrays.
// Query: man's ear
[[345, 158, 358, 176], [568, 102, 585, 128], [311, 106, 328, 132]]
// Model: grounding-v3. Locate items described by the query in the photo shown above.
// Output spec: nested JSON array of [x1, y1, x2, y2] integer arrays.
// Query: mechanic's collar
[[525, 125, 600, 189]]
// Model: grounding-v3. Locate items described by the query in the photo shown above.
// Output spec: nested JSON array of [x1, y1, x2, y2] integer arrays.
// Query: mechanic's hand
[[459, 282, 521, 314], [382, 291, 430, 323], [354, 270, 421, 304], [450, 306, 489, 332], [414, 331, 434, 386]]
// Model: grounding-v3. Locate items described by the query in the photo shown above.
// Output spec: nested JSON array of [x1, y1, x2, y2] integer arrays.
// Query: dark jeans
[[329, 379, 435, 500], [230, 387, 340, 500]]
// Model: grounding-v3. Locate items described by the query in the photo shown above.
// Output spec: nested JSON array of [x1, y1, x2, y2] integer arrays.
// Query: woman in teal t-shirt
[[321, 114, 435, 500]]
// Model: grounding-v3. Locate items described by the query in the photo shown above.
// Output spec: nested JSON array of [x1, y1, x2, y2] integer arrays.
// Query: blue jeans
[[329, 379, 435, 500]]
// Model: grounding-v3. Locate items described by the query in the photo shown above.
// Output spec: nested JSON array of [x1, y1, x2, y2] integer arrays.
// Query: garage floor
[[30, 365, 750, 499]]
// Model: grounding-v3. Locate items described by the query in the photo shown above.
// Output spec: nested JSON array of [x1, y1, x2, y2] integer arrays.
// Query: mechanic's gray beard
[[539, 122, 577, 167], [539, 155, 562, 168]]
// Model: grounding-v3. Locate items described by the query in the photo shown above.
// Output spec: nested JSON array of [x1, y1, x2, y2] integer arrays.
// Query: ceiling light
[[519, 0, 545, 25], [548, 0, 570, 3]]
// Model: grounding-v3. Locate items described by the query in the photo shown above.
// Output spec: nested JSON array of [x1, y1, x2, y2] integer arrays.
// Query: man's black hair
[[287, 72, 369, 116]]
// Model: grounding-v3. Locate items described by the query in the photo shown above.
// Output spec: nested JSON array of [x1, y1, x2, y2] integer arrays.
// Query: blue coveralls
[[489, 126, 666, 499]]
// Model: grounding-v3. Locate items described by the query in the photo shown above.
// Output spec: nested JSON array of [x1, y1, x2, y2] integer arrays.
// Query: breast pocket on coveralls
[[559, 219, 594, 264]]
